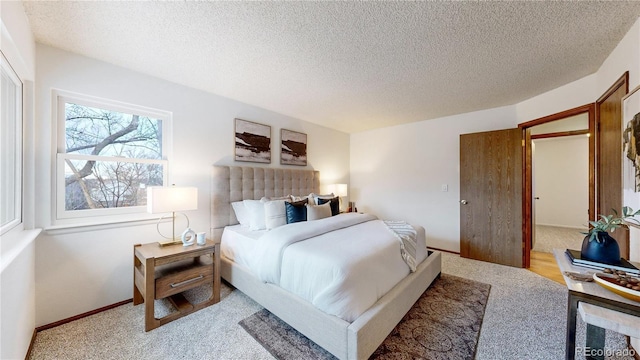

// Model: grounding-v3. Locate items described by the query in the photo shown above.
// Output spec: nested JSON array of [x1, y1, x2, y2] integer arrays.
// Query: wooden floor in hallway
[[528, 251, 566, 285]]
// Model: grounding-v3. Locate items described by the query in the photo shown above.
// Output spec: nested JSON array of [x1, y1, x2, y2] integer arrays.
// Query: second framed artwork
[[280, 129, 307, 166]]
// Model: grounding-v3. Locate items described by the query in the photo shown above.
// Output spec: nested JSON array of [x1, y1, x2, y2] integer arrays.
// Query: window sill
[[44, 216, 167, 235], [0, 227, 41, 273]]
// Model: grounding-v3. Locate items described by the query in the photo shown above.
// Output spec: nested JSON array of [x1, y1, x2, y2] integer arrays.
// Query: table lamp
[[147, 185, 198, 246], [328, 183, 348, 211]]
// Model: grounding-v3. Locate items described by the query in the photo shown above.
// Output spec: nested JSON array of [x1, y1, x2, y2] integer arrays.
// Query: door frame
[[596, 72, 630, 258], [518, 104, 596, 268]]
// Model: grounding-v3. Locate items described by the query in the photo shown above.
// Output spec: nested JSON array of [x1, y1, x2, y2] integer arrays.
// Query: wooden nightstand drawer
[[155, 256, 213, 299]]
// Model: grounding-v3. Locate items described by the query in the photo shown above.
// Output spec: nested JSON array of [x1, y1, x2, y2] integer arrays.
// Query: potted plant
[[582, 206, 640, 264]]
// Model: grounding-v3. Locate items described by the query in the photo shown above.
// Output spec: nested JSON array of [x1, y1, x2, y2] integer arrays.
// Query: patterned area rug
[[239, 274, 491, 360]]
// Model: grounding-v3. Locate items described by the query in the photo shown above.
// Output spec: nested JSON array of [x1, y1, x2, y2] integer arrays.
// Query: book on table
[[565, 249, 640, 275]]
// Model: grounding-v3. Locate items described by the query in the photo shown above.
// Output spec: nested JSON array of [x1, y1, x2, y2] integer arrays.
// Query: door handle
[[534, 197, 540, 200], [460, 200, 468, 205]]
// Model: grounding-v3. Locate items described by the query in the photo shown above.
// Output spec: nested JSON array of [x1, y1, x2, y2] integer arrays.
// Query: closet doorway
[[520, 104, 595, 268], [530, 116, 590, 253]]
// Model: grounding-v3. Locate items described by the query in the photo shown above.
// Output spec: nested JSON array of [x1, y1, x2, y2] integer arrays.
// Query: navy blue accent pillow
[[285, 199, 308, 224], [317, 197, 340, 216]]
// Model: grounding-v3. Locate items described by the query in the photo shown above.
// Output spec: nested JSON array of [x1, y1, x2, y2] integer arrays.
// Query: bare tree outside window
[[63, 102, 165, 211]]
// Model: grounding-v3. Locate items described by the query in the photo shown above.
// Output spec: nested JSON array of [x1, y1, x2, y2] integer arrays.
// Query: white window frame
[[54, 90, 171, 223], [0, 52, 23, 235]]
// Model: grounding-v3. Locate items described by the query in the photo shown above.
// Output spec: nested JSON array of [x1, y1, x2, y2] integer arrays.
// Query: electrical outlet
[[441, 184, 448, 192]]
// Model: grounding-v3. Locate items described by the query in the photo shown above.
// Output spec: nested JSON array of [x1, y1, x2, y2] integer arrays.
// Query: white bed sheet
[[220, 225, 265, 269], [278, 218, 428, 321], [221, 213, 429, 322]]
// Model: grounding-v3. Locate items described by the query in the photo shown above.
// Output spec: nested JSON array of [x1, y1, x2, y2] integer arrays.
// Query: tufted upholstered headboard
[[210, 165, 320, 240]]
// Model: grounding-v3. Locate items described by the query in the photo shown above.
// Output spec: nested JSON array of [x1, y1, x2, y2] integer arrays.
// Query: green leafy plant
[[584, 206, 640, 243]]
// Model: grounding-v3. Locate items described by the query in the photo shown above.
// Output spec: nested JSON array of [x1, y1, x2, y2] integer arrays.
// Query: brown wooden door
[[460, 128, 523, 267], [597, 73, 629, 258]]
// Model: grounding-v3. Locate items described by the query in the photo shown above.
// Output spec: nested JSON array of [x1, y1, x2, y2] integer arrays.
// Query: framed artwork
[[234, 118, 271, 163], [623, 85, 640, 192], [280, 129, 307, 166]]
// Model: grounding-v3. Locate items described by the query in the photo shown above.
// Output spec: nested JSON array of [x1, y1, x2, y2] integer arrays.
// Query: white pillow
[[243, 198, 267, 231], [306, 202, 331, 221], [310, 193, 334, 206], [231, 201, 250, 227], [264, 199, 287, 230]]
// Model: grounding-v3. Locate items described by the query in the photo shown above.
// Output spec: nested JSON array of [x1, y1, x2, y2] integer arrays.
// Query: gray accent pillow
[[317, 197, 340, 216], [306, 202, 331, 221]]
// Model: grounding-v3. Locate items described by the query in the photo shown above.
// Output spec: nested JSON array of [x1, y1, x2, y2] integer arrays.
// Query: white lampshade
[[328, 183, 348, 197], [147, 186, 198, 214]]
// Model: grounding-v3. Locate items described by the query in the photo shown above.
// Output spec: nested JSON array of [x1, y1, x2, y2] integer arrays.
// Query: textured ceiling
[[22, 1, 640, 133]]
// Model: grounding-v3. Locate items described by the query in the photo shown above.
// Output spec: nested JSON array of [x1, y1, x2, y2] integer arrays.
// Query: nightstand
[[133, 239, 220, 331]]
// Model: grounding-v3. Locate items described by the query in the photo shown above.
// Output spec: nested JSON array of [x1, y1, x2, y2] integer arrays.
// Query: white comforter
[[246, 213, 426, 322]]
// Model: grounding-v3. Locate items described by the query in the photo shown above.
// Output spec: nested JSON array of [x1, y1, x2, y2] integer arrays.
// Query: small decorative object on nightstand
[[196, 232, 206, 245], [180, 227, 196, 246], [133, 239, 220, 331]]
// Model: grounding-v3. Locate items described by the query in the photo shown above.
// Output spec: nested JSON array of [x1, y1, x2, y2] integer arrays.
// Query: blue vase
[[580, 231, 621, 265]]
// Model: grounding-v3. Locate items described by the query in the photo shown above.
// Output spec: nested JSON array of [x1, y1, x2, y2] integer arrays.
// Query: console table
[[553, 249, 640, 360]]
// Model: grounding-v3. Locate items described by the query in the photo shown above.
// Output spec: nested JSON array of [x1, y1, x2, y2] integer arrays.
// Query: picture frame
[[234, 118, 271, 163], [622, 85, 640, 192], [280, 129, 307, 166]]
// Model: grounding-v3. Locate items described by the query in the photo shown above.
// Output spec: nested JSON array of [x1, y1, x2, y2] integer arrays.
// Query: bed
[[211, 165, 442, 359]]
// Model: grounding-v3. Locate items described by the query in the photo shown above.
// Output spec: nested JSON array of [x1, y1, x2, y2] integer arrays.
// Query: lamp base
[[157, 239, 182, 247], [155, 212, 191, 247]]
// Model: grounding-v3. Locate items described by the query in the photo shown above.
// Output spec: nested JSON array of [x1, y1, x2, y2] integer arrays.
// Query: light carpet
[[533, 225, 586, 254], [28, 253, 633, 359]]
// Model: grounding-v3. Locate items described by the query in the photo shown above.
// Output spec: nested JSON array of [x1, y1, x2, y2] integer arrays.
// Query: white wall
[[516, 74, 597, 124], [33, 45, 350, 326], [597, 19, 640, 97], [350, 106, 517, 252], [0, 1, 38, 359], [533, 136, 589, 229], [1, 237, 36, 360]]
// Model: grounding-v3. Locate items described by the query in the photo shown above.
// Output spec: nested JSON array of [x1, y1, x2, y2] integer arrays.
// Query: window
[[0, 53, 22, 234], [55, 91, 170, 221]]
